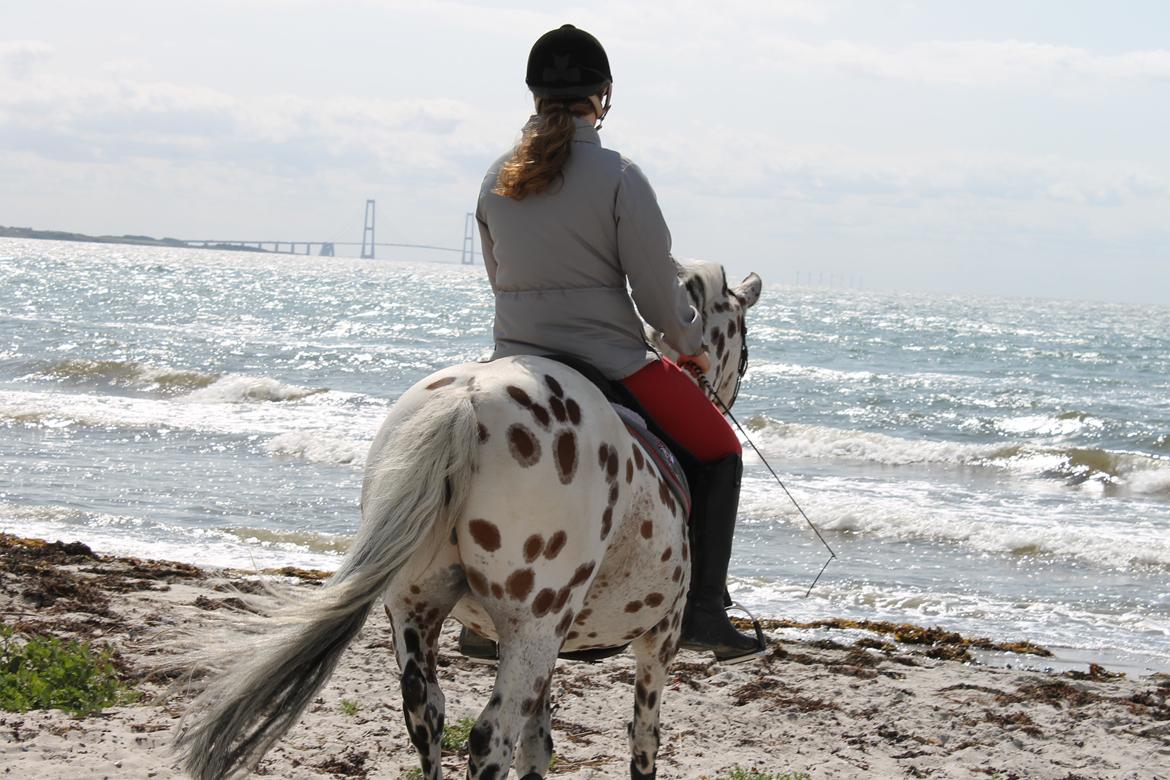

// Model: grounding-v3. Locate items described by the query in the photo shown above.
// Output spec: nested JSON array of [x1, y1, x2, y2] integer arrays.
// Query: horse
[[175, 261, 762, 780]]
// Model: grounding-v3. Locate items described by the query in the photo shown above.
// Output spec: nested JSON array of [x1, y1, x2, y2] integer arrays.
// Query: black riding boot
[[679, 453, 766, 663]]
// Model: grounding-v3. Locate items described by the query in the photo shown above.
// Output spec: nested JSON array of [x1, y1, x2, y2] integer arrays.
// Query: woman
[[474, 24, 763, 663]]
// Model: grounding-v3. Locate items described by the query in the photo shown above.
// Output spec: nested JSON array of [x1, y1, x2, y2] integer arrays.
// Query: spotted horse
[[175, 261, 763, 780]]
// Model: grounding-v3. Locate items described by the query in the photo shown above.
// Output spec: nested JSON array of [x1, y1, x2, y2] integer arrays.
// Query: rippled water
[[2, 238, 1168, 671]]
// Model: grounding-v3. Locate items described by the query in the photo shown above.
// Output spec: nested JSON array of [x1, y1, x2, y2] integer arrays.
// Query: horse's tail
[[176, 388, 479, 780]]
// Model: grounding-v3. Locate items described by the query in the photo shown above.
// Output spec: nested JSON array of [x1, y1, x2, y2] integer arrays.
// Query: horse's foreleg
[[386, 563, 466, 780], [628, 598, 685, 780], [467, 633, 561, 780], [514, 694, 554, 779]]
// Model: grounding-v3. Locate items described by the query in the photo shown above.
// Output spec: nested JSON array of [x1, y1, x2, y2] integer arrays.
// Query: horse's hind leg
[[467, 632, 561, 780], [386, 560, 466, 780], [514, 694, 553, 779], [627, 601, 685, 780]]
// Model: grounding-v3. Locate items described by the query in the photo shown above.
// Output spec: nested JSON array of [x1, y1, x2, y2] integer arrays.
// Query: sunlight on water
[[2, 238, 1169, 669]]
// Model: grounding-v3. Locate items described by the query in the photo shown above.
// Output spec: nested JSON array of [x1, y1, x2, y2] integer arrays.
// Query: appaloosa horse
[[176, 261, 762, 780]]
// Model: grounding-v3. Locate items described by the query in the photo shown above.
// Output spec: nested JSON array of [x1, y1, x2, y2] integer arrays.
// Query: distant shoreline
[[0, 225, 268, 252]]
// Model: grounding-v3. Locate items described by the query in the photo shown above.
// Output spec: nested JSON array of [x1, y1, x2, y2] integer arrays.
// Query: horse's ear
[[733, 273, 762, 308]]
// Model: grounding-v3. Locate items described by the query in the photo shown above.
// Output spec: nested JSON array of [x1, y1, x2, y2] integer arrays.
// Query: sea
[[2, 239, 1168, 674]]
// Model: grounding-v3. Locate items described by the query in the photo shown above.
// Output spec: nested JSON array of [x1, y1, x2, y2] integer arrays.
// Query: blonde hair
[[494, 100, 593, 200]]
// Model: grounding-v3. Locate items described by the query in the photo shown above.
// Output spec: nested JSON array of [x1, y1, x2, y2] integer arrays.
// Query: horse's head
[[650, 261, 762, 410]]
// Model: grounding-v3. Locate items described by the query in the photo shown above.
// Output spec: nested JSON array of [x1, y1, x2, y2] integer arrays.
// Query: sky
[[2, 0, 1168, 304]]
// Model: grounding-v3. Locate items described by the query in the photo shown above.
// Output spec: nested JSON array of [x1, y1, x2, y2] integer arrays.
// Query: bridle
[[725, 312, 749, 410], [681, 283, 749, 412]]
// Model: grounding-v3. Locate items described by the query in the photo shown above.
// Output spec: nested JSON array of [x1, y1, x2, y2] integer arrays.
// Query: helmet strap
[[592, 87, 612, 131]]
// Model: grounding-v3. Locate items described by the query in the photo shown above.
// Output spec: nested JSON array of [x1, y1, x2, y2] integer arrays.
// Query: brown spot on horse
[[544, 375, 564, 398], [544, 530, 567, 559], [523, 534, 544, 562], [640, 520, 653, 539], [506, 568, 534, 601], [645, 592, 664, 608], [507, 424, 541, 467], [468, 519, 501, 551], [467, 567, 489, 596], [532, 589, 555, 617], [506, 385, 533, 407], [554, 431, 577, 484], [568, 561, 596, 587], [566, 398, 582, 425]]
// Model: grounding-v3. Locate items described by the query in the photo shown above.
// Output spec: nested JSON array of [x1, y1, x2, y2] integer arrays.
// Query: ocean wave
[[263, 431, 368, 467], [0, 503, 341, 572], [746, 416, 1170, 495], [0, 387, 384, 443], [738, 481, 1170, 572], [222, 526, 352, 555], [28, 358, 220, 392], [183, 375, 327, 403], [24, 359, 326, 404]]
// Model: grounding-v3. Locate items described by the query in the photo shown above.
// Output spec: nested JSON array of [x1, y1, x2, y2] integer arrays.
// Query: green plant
[[441, 715, 478, 752], [340, 698, 360, 717], [0, 623, 137, 716], [715, 768, 811, 780], [400, 769, 423, 780]]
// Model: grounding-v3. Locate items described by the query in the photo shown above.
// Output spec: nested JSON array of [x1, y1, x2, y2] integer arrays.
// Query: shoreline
[[2, 533, 1168, 779]]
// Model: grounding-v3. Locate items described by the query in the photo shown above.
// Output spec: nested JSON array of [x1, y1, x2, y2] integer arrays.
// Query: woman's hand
[[678, 351, 711, 375]]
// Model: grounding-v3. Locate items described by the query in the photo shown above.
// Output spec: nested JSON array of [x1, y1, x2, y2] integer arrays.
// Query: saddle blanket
[[611, 404, 692, 519]]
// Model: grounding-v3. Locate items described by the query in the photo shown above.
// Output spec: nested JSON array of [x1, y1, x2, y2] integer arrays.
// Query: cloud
[[624, 127, 1170, 210], [757, 37, 1170, 89], [0, 40, 54, 78], [0, 70, 497, 183]]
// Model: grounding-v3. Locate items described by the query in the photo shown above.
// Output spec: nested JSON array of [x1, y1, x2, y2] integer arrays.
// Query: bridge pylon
[[361, 199, 376, 259], [461, 212, 476, 265]]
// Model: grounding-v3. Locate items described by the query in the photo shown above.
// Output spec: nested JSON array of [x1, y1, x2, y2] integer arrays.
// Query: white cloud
[[0, 70, 498, 182], [0, 40, 54, 78], [757, 37, 1170, 89], [623, 127, 1169, 209]]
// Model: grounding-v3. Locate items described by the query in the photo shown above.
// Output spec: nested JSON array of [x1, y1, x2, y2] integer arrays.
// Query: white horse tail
[[176, 388, 479, 780]]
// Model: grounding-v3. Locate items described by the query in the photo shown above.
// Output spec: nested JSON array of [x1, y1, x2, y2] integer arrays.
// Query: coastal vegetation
[[0, 623, 137, 715]]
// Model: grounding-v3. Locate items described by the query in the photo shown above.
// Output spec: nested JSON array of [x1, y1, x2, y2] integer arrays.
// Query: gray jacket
[[476, 118, 703, 379]]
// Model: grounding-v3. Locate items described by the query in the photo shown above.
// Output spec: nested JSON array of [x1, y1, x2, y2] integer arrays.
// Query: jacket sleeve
[[476, 199, 497, 292], [615, 160, 704, 356], [476, 170, 499, 291]]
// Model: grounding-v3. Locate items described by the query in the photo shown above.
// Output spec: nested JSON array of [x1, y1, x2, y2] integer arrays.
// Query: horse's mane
[[679, 260, 728, 315]]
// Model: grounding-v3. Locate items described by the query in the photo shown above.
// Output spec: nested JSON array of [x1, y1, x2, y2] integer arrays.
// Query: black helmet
[[526, 24, 612, 99]]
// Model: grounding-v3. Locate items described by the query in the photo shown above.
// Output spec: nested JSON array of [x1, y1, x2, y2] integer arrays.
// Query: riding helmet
[[526, 24, 612, 98]]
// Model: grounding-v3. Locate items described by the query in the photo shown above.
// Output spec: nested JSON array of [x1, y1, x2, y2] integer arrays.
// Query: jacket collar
[[573, 117, 601, 145]]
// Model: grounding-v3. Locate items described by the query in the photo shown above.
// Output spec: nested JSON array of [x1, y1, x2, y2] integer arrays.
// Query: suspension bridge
[[182, 200, 480, 265]]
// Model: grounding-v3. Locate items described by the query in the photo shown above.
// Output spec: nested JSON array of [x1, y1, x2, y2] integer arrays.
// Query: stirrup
[[715, 601, 768, 666]]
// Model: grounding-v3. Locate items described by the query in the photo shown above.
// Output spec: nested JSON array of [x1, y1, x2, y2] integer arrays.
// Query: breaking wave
[[263, 431, 368, 467], [29, 358, 219, 392], [184, 375, 327, 403], [25, 359, 325, 403], [747, 416, 1170, 495]]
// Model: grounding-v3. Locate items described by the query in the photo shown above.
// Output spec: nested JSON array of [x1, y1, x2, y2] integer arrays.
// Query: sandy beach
[[1, 533, 1167, 780]]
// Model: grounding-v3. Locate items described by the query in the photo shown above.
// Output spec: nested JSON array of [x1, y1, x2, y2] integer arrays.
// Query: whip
[[692, 368, 838, 598]]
